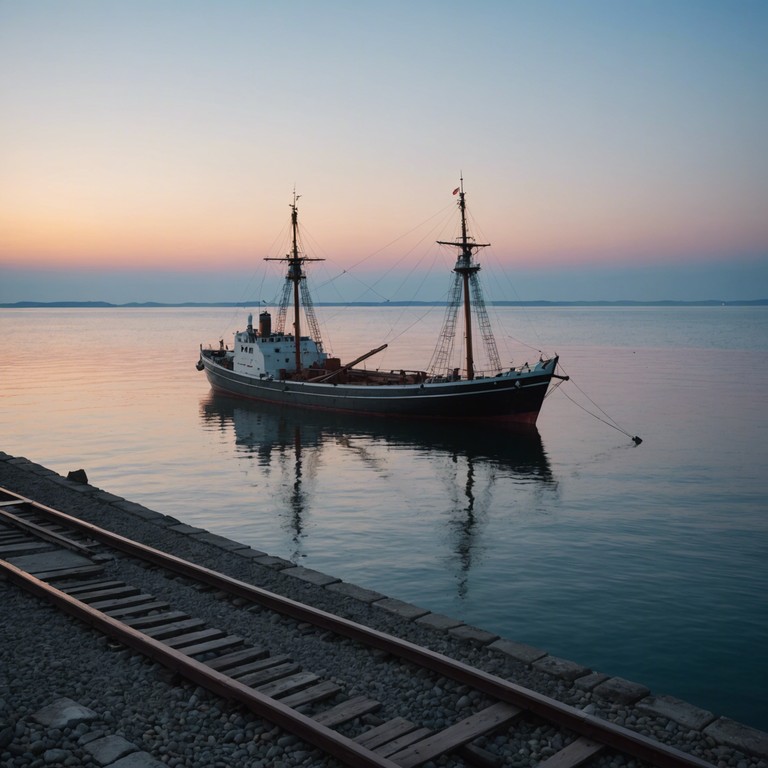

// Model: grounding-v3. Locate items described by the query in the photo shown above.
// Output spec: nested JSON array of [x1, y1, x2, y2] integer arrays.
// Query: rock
[[704, 717, 768, 758], [0, 724, 13, 749], [32, 698, 97, 730], [636, 694, 716, 730], [109, 751, 167, 767], [44, 748, 70, 764], [532, 655, 591, 681], [84, 734, 137, 764], [592, 676, 650, 705], [66, 469, 88, 484], [488, 639, 547, 664]]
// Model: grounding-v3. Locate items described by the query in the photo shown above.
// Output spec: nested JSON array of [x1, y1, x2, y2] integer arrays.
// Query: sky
[[1, 0, 767, 303]]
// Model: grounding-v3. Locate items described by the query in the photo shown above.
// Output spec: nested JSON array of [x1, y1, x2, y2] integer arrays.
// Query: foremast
[[431, 178, 502, 380], [265, 193, 324, 373]]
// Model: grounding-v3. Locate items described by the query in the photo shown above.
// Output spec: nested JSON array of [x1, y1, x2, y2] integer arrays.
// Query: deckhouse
[[233, 311, 329, 379]]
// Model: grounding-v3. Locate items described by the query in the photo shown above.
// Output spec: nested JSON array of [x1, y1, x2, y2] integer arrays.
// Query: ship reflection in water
[[200, 393, 557, 598]]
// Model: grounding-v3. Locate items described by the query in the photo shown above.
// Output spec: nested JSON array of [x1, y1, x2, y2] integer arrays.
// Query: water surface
[[1, 306, 766, 729]]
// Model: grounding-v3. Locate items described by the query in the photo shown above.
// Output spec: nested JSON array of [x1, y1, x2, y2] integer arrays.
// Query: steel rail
[[1, 487, 715, 768]]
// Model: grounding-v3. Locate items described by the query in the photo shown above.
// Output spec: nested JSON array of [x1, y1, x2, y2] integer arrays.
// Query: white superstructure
[[232, 311, 329, 379]]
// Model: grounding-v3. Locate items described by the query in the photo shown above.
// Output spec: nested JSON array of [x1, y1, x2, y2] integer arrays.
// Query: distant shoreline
[[1, 299, 767, 309]]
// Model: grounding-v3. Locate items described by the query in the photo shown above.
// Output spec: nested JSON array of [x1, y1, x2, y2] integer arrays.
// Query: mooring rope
[[556, 365, 642, 445]]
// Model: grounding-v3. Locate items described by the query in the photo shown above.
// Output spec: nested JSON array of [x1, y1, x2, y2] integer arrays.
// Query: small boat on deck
[[197, 181, 565, 424]]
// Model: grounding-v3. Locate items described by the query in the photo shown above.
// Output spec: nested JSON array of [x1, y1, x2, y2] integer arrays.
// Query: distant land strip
[[1, 299, 767, 308]]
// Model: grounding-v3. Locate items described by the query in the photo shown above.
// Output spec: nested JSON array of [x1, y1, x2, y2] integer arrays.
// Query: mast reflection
[[199, 393, 556, 593]]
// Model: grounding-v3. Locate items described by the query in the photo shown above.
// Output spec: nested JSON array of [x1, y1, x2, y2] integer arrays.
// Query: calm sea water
[[1, 306, 767, 730]]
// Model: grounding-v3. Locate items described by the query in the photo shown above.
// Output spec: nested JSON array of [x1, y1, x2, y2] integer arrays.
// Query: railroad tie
[[279, 680, 342, 709], [387, 701, 522, 768], [256, 671, 321, 699], [221, 653, 293, 680], [88, 593, 158, 611], [204, 646, 270, 671], [142, 617, 208, 640], [313, 696, 382, 728], [34, 564, 106, 580], [535, 736, 605, 768], [355, 713, 505, 767], [123, 610, 191, 629], [180, 634, 245, 657], [236, 661, 302, 688], [103, 600, 171, 618], [52, 578, 123, 593], [355, 717, 424, 751]]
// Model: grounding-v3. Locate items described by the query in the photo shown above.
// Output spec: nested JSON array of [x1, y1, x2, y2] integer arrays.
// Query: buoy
[[632, 436, 643, 445]]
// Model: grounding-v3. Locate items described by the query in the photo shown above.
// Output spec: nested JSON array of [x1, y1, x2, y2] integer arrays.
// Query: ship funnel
[[247, 313, 253, 332], [259, 311, 272, 337]]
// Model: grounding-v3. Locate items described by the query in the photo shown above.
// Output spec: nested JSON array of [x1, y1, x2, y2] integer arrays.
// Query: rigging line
[[310, 239, 444, 305], [451, 213, 517, 369], [369, 251, 447, 346], [502, 332, 544, 354], [485, 259, 548, 350], [256, 269, 271, 306], [461, 211, 552, 361], [307, 204, 456, 302], [468, 216, 548, 345], [212, 271, 269, 346], [291, 221, 393, 302], [346, 202, 456, 271], [401, 248, 444, 303], [265, 217, 292, 258], [213, 211, 296, 341], [214, 273, 276, 346], [219, 229, 283, 317], [379, 239, 446, 308], [370, 247, 457, 355], [316, 269, 391, 302], [556, 366, 643, 444], [381, 304, 442, 347]]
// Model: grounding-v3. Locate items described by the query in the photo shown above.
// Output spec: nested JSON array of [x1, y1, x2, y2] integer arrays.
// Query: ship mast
[[265, 193, 324, 373], [435, 177, 490, 381]]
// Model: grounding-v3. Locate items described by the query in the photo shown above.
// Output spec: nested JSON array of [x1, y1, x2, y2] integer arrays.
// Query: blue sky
[[1, 1, 766, 303]]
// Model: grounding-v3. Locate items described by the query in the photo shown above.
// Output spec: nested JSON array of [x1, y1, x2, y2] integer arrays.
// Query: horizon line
[[2, 299, 767, 309]]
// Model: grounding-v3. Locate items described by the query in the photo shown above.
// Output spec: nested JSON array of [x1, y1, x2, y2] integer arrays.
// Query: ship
[[197, 181, 565, 424]]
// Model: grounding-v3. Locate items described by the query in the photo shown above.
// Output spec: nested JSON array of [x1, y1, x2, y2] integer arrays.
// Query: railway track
[[0, 485, 718, 768]]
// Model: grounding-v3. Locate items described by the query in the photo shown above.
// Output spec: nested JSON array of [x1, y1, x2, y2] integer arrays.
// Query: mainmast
[[436, 177, 490, 381], [265, 193, 324, 372]]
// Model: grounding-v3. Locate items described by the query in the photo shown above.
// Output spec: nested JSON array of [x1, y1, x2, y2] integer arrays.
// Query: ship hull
[[200, 353, 555, 424]]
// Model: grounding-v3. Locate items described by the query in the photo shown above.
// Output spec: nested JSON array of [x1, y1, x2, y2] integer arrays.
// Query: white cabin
[[232, 311, 328, 379]]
